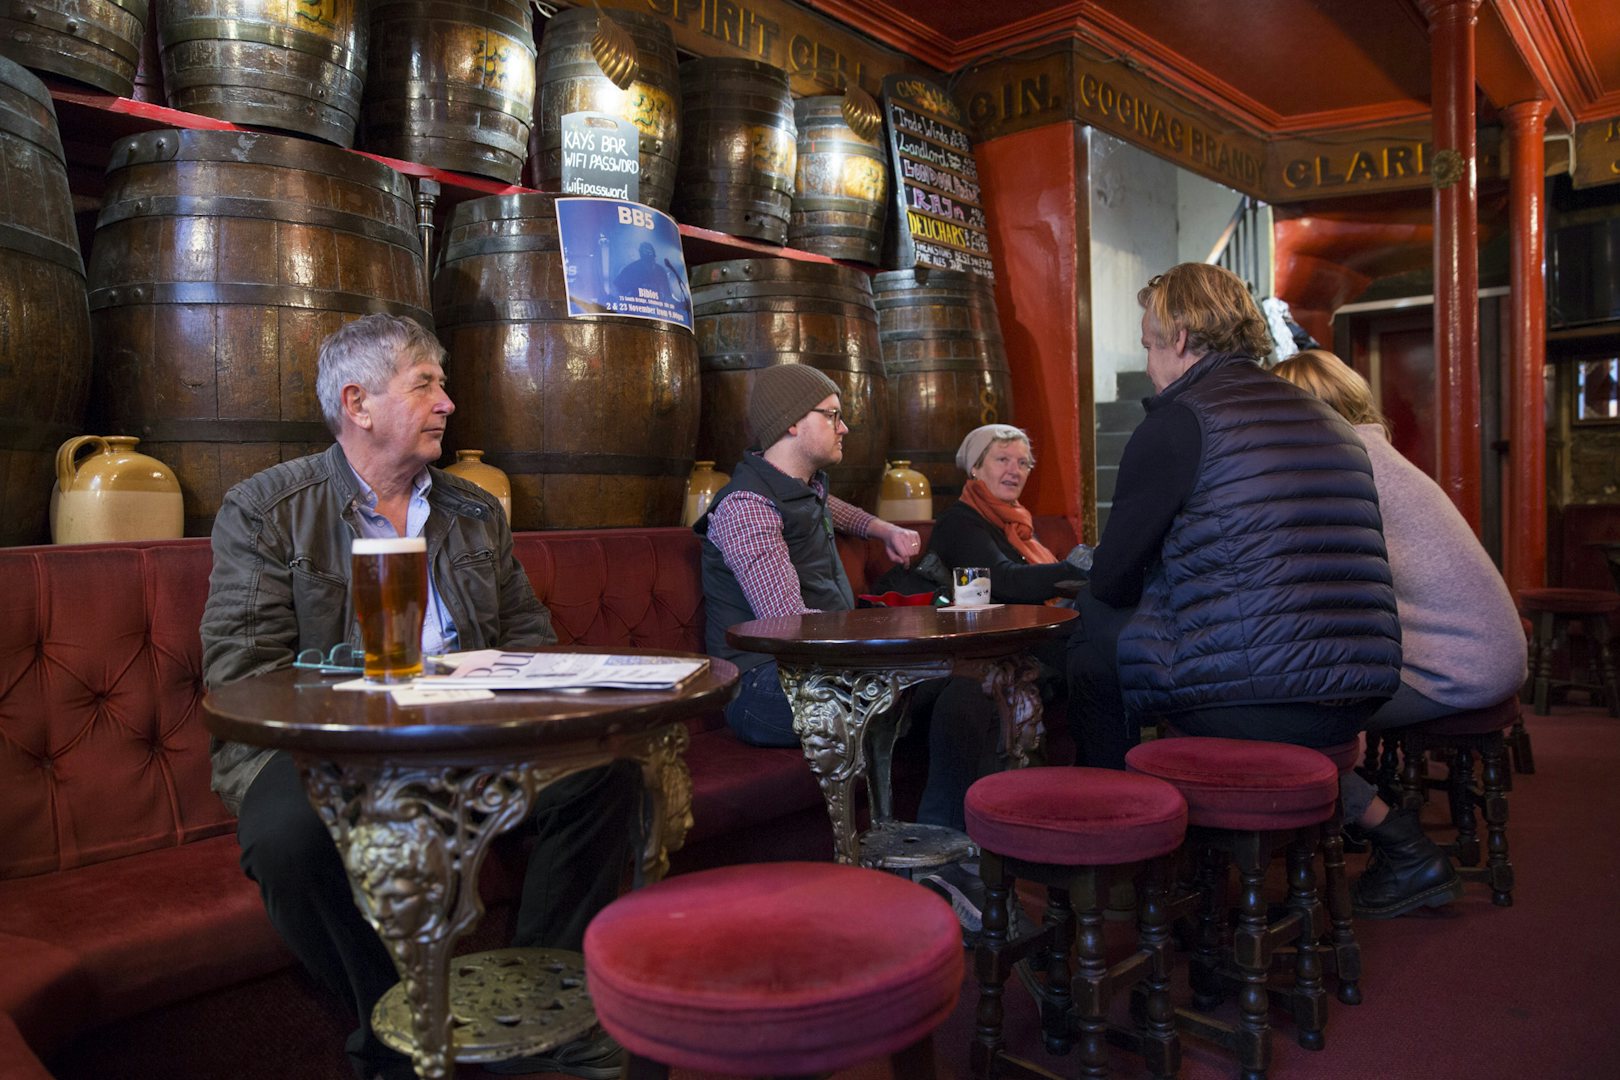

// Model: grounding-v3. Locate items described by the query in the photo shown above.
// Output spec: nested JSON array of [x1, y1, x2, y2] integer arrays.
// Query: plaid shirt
[[707, 483, 874, 618]]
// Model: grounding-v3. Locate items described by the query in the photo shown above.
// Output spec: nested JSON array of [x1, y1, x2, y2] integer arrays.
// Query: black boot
[[1351, 807, 1463, 919]]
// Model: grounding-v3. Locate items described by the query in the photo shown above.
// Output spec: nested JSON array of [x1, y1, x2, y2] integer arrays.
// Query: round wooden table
[[203, 653, 738, 1080], [727, 605, 1076, 866]]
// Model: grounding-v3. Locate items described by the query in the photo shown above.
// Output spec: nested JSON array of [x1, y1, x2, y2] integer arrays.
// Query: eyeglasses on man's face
[[807, 407, 845, 427]]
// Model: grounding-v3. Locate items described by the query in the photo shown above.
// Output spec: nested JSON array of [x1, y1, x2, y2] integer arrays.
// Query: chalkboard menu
[[881, 74, 994, 282]]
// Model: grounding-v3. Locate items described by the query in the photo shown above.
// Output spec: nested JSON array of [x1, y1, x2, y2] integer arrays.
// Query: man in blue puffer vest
[[1068, 262, 1460, 919]]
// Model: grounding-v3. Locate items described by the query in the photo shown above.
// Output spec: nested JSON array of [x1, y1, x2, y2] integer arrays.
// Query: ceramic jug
[[51, 436, 183, 544], [682, 461, 730, 526], [444, 450, 512, 520], [876, 460, 932, 522]]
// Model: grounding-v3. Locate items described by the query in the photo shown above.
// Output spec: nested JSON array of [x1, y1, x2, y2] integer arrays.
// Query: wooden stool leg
[[1361, 732, 1381, 777], [1074, 899, 1109, 1080], [1508, 710, 1535, 775], [1232, 834, 1273, 1080], [1531, 610, 1557, 715], [1399, 741, 1425, 813], [1479, 740, 1515, 907], [1450, 748, 1481, 867], [1285, 830, 1326, 1051], [1596, 616, 1620, 717], [1190, 843, 1229, 1010], [1137, 859, 1181, 1080], [971, 853, 1013, 1078], [1040, 886, 1075, 1055], [1318, 799, 1362, 1005], [1377, 735, 1403, 805]]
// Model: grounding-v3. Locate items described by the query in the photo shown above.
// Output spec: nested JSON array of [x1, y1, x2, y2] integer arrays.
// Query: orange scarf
[[959, 478, 1056, 565]]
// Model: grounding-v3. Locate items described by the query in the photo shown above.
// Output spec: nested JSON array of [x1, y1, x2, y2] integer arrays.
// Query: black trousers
[[1066, 587, 1379, 768], [236, 752, 641, 1080]]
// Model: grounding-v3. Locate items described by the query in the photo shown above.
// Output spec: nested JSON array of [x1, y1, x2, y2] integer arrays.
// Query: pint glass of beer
[[351, 537, 428, 683]]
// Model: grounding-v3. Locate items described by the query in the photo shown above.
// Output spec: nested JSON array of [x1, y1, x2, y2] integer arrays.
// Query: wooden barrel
[[787, 95, 887, 264], [692, 260, 888, 511], [0, 57, 90, 546], [529, 6, 680, 211], [156, 0, 367, 147], [360, 0, 535, 183], [433, 192, 698, 529], [88, 129, 429, 536], [673, 58, 795, 244], [874, 269, 1014, 503], [0, 0, 148, 96]]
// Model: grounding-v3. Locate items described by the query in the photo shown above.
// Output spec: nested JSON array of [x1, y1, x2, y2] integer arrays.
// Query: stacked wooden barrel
[[434, 193, 698, 529], [788, 95, 887, 264], [88, 129, 429, 535], [156, 0, 368, 146], [360, 0, 537, 183], [0, 57, 91, 546], [0, 0, 148, 96], [874, 269, 1014, 504], [674, 58, 796, 243], [531, 6, 681, 211]]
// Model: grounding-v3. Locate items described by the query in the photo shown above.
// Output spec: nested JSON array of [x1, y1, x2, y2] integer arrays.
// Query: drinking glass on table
[[951, 566, 991, 607], [351, 537, 428, 683]]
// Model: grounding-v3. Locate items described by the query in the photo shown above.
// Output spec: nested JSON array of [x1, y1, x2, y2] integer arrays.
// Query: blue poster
[[555, 197, 693, 330]]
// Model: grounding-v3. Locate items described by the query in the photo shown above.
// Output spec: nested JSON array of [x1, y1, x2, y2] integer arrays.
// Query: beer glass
[[351, 537, 428, 682]]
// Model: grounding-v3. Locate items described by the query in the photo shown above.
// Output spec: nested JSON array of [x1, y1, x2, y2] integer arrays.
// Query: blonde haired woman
[[1273, 349, 1527, 918]]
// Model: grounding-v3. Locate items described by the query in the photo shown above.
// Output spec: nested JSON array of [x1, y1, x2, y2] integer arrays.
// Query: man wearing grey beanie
[[693, 363, 920, 746]]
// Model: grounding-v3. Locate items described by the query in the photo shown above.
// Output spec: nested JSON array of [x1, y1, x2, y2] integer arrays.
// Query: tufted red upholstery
[[965, 767, 1187, 865], [0, 540, 227, 881], [585, 862, 963, 1074], [1126, 737, 1339, 831]]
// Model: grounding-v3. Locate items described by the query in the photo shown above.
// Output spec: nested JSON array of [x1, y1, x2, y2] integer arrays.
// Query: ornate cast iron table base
[[372, 948, 595, 1063], [777, 655, 1046, 867], [300, 723, 689, 1080]]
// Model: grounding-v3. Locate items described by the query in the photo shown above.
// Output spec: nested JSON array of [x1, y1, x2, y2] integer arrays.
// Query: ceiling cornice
[[810, 1, 1438, 136], [1496, 0, 1600, 119]]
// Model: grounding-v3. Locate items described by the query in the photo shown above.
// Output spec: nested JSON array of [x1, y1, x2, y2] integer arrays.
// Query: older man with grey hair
[[202, 313, 633, 1080]]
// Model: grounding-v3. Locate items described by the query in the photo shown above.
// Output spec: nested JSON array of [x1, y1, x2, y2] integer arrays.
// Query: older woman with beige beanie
[[925, 423, 1092, 603]]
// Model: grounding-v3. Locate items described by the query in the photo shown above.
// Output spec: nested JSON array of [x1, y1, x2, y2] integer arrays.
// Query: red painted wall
[[976, 124, 1089, 538]]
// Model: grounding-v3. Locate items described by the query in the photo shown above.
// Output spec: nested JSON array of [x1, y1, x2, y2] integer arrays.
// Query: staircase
[[1094, 370, 1155, 538]]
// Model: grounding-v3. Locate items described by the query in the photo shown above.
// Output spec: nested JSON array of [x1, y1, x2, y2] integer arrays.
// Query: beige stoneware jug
[[444, 450, 512, 520], [876, 460, 932, 522], [51, 436, 183, 545], [682, 461, 729, 526]]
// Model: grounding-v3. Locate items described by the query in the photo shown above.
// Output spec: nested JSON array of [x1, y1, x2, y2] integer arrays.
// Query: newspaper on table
[[414, 650, 708, 691]]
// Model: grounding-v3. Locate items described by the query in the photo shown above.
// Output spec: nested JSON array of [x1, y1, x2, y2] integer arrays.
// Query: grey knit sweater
[[1356, 423, 1527, 706]]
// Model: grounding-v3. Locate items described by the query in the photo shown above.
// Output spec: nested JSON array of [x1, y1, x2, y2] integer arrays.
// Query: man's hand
[[872, 519, 923, 567]]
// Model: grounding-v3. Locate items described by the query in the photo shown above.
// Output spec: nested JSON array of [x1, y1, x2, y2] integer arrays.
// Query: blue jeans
[[726, 662, 997, 830], [725, 662, 799, 747]]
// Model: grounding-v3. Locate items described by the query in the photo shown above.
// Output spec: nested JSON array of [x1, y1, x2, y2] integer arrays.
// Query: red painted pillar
[[975, 124, 1089, 540], [1504, 99, 1551, 594], [1421, 0, 1482, 532]]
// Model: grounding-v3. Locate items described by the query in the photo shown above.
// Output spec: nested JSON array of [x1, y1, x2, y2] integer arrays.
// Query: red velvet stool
[[1519, 587, 1620, 717], [1392, 697, 1519, 907], [582, 862, 963, 1079], [1126, 738, 1340, 1080], [963, 767, 1188, 1080]]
